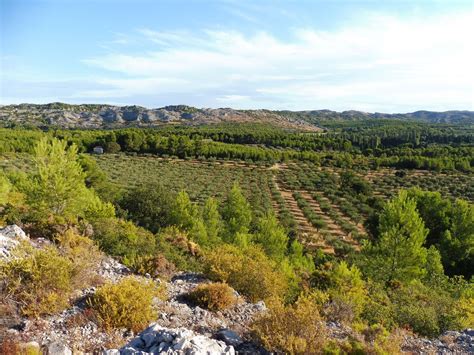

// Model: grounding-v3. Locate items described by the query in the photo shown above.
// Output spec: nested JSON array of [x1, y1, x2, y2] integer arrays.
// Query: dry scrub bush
[[0, 242, 73, 317], [0, 338, 21, 355], [322, 325, 402, 355], [361, 324, 403, 354], [88, 276, 166, 332], [0, 338, 42, 355], [128, 254, 176, 279], [252, 293, 327, 354], [203, 244, 288, 302], [56, 229, 103, 288], [186, 282, 237, 311]]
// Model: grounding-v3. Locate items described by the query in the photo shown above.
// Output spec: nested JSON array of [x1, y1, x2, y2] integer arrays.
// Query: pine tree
[[172, 190, 198, 230], [23, 138, 114, 224], [442, 199, 474, 277], [289, 239, 314, 272], [254, 212, 288, 260], [221, 183, 252, 242], [360, 190, 429, 285], [328, 261, 367, 319], [202, 197, 222, 244]]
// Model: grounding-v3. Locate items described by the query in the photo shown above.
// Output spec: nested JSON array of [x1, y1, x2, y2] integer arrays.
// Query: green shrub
[[390, 281, 456, 337], [91, 217, 156, 265], [155, 226, 202, 271], [119, 183, 176, 233], [1, 243, 73, 317], [88, 276, 165, 332], [362, 281, 396, 329], [186, 282, 237, 311], [203, 244, 289, 302], [326, 262, 367, 323]]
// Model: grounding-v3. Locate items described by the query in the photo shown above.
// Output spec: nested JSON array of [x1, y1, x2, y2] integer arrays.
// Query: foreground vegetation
[[1, 119, 473, 353]]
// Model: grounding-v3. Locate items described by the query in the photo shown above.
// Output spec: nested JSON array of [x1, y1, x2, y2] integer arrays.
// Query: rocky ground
[[1, 225, 473, 354], [0, 103, 320, 131]]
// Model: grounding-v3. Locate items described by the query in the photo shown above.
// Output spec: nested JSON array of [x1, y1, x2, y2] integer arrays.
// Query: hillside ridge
[[1, 103, 473, 129]]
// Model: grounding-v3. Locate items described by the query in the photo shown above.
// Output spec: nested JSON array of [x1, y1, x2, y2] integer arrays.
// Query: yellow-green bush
[[361, 324, 403, 355], [88, 276, 165, 332], [0, 243, 73, 317], [329, 262, 366, 313], [252, 293, 327, 354], [453, 284, 474, 329], [56, 229, 103, 288], [91, 217, 156, 264], [203, 244, 288, 302], [186, 282, 237, 311]]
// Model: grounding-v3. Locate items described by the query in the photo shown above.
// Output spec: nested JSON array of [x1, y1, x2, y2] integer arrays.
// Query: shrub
[[88, 276, 165, 332], [56, 229, 103, 288], [127, 254, 176, 279], [91, 217, 156, 265], [203, 244, 288, 302], [186, 282, 237, 311], [119, 184, 176, 233], [454, 284, 474, 329], [362, 281, 396, 329], [252, 293, 327, 354], [322, 325, 403, 355], [155, 226, 202, 271], [361, 324, 403, 354], [389, 280, 456, 337], [326, 262, 367, 323], [0, 243, 73, 317]]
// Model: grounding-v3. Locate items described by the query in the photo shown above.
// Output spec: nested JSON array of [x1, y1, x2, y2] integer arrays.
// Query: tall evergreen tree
[[360, 190, 429, 285], [254, 212, 288, 260], [23, 138, 114, 224], [221, 183, 252, 242], [202, 197, 222, 244], [171, 190, 198, 230]]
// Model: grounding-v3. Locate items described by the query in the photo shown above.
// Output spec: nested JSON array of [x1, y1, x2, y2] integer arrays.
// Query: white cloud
[[72, 10, 474, 111]]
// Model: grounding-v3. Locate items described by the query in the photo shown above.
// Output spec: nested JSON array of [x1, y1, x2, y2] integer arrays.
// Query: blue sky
[[1, 0, 473, 112]]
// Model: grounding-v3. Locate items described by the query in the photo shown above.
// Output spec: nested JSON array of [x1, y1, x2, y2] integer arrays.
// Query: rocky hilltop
[[0, 103, 320, 131], [1, 103, 472, 130], [278, 109, 474, 125]]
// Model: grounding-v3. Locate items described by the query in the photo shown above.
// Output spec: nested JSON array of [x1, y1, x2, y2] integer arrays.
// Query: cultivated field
[[2, 152, 472, 255]]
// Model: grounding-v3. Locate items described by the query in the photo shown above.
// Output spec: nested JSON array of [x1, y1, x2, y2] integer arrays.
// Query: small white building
[[93, 146, 104, 154]]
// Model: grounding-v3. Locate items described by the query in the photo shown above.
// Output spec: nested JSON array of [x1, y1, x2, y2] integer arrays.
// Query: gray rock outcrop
[[106, 324, 235, 355]]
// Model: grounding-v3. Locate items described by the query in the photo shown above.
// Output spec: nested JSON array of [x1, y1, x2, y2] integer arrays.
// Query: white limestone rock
[[0, 224, 28, 259]]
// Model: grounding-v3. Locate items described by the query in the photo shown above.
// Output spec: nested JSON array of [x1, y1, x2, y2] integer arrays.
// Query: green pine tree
[[24, 138, 114, 224], [360, 190, 429, 285], [171, 190, 198, 230], [202, 197, 222, 244], [254, 212, 288, 260], [221, 183, 252, 242]]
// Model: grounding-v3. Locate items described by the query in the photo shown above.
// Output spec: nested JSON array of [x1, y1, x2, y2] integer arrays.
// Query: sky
[[1, 0, 473, 112]]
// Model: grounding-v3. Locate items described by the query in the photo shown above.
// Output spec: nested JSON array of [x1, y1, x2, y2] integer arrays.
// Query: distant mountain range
[[0, 103, 472, 130]]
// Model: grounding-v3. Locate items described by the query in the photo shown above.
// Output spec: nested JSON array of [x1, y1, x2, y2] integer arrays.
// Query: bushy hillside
[[0, 125, 473, 353]]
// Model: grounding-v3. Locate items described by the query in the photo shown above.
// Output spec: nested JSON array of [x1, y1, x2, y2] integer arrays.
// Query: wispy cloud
[[6, 9, 473, 111]]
